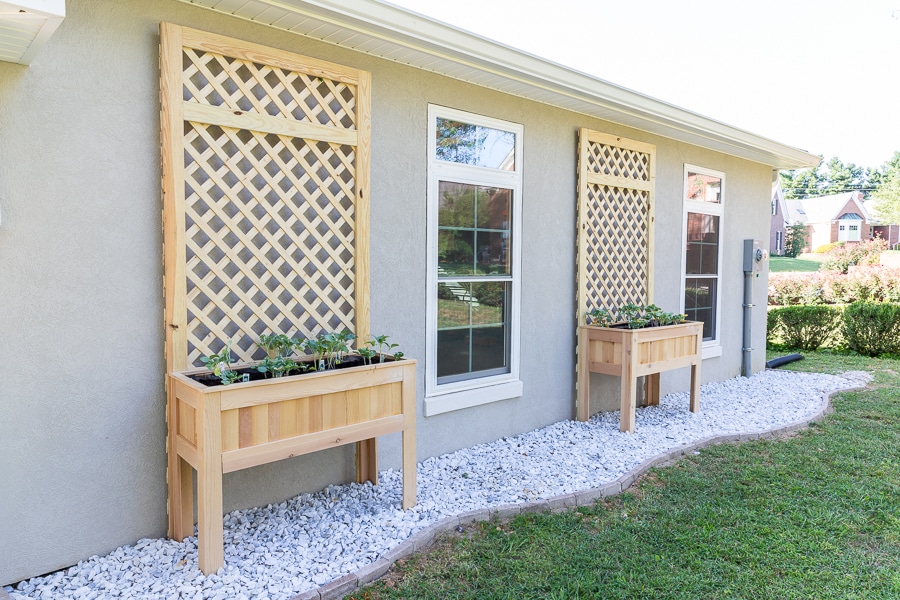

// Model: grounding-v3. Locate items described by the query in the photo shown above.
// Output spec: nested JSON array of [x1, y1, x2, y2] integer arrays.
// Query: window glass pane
[[685, 213, 719, 275], [438, 182, 475, 228], [437, 282, 471, 328], [686, 171, 722, 204], [476, 188, 511, 229], [684, 278, 717, 341], [437, 281, 510, 382], [437, 328, 470, 379], [471, 326, 507, 372], [438, 229, 474, 275], [439, 182, 511, 277], [435, 118, 516, 170]]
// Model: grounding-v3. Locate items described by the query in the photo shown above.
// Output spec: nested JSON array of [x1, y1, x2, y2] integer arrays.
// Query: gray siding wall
[[0, 0, 772, 584]]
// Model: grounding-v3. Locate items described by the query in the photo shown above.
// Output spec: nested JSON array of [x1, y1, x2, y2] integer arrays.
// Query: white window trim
[[424, 105, 524, 416], [680, 164, 725, 357]]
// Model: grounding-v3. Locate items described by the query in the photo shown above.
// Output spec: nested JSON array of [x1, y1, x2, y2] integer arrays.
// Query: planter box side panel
[[220, 381, 403, 452], [588, 338, 623, 367], [637, 333, 698, 366]]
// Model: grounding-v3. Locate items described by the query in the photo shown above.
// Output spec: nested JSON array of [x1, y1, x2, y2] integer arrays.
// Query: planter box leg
[[171, 457, 194, 541], [198, 392, 224, 575], [355, 439, 378, 484], [645, 373, 660, 406], [577, 331, 591, 421], [402, 428, 416, 509], [689, 362, 701, 413]]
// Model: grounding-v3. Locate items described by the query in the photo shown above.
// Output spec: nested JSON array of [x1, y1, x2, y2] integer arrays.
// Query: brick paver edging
[[282, 381, 866, 600]]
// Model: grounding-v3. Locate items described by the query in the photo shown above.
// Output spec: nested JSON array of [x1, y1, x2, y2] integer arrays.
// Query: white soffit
[[0, 0, 64, 65], [178, 0, 821, 170]]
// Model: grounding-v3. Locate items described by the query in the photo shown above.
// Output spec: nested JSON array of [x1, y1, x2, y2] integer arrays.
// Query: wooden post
[[577, 327, 592, 421], [620, 332, 638, 433], [197, 392, 224, 574], [690, 362, 701, 413], [355, 439, 378, 484], [645, 373, 660, 406], [401, 362, 417, 509]]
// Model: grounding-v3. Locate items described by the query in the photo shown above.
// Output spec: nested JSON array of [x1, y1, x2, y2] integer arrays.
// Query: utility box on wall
[[743, 238, 767, 274]]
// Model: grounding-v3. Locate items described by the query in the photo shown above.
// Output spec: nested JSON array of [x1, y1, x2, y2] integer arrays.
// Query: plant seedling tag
[[241, 374, 250, 383]]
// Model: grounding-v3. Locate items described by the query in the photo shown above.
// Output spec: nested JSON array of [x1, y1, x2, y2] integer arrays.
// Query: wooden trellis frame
[[160, 24, 418, 575], [162, 24, 370, 373], [575, 128, 656, 417]]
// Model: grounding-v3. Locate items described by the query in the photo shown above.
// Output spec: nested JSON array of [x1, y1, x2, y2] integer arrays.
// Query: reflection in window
[[686, 171, 722, 204], [436, 281, 510, 382], [438, 182, 511, 276], [435, 118, 516, 170]]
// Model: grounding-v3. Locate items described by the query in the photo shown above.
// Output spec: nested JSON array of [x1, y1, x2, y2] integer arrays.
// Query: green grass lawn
[[769, 253, 825, 273], [351, 351, 900, 600]]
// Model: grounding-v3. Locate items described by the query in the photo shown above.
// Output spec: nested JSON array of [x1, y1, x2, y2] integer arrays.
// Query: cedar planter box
[[578, 321, 701, 433], [167, 357, 417, 574]]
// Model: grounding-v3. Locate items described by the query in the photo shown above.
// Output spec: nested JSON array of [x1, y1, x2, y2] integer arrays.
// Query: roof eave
[[178, 0, 822, 170]]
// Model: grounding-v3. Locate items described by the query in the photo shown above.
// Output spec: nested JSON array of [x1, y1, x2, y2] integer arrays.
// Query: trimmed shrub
[[842, 302, 900, 357], [820, 238, 888, 273], [768, 273, 824, 306], [813, 241, 843, 254], [768, 305, 842, 351], [770, 268, 900, 306]]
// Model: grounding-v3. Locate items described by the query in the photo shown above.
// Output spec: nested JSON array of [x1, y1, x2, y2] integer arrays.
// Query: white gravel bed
[[6, 369, 870, 600]]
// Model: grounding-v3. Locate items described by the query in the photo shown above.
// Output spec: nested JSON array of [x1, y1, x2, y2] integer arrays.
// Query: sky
[[389, 0, 900, 172]]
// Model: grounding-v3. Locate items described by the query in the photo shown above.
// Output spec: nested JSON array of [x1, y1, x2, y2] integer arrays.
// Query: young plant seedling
[[585, 307, 614, 327], [200, 340, 241, 385], [256, 333, 302, 378], [367, 334, 399, 363]]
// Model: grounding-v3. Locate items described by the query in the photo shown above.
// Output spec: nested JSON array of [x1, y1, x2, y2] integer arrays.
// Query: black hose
[[766, 354, 804, 369]]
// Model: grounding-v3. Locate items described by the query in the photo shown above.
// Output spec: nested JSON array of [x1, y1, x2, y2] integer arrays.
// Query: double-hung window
[[681, 165, 724, 356], [425, 106, 523, 415]]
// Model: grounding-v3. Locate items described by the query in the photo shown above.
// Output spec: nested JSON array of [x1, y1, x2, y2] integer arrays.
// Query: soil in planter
[[190, 355, 400, 387]]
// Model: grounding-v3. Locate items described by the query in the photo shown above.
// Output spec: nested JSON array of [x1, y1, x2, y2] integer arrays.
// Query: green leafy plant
[[255, 333, 304, 378], [357, 346, 377, 365], [367, 334, 399, 363], [842, 302, 900, 357], [304, 329, 356, 370], [585, 307, 613, 327], [767, 305, 842, 351], [200, 340, 241, 385]]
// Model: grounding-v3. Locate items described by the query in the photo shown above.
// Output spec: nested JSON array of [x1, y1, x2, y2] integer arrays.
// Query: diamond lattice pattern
[[586, 143, 649, 181], [183, 48, 356, 129], [180, 48, 360, 366], [583, 184, 649, 319]]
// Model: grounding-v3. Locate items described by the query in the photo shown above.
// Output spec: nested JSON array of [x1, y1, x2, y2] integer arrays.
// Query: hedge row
[[767, 302, 900, 356], [768, 267, 900, 306]]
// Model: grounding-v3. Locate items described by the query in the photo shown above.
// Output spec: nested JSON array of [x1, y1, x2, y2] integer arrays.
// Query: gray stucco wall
[[0, 0, 773, 585]]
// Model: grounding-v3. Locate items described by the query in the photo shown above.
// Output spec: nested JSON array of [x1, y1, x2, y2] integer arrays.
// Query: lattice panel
[[183, 47, 356, 129], [586, 143, 650, 181], [162, 25, 371, 370], [582, 184, 649, 319], [576, 129, 655, 321], [184, 123, 357, 365]]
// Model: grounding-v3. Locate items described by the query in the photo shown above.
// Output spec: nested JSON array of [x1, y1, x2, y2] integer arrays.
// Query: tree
[[781, 156, 869, 199], [868, 152, 900, 227], [781, 165, 824, 199], [784, 223, 808, 258], [821, 157, 865, 195]]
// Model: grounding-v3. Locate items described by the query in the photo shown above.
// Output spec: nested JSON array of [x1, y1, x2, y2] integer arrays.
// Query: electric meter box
[[743, 239, 767, 274]]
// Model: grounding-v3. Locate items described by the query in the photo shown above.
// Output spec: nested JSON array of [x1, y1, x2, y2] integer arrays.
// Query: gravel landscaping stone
[[5, 370, 869, 600]]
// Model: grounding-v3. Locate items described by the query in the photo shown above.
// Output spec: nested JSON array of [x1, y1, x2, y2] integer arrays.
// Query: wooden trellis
[[576, 129, 656, 415], [162, 24, 370, 373]]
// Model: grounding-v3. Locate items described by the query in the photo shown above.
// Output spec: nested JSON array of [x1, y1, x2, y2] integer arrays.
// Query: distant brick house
[[784, 191, 871, 252], [769, 180, 788, 255]]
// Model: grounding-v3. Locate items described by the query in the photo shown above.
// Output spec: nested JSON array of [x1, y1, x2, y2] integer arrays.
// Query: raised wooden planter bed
[[578, 322, 701, 433], [167, 358, 417, 574]]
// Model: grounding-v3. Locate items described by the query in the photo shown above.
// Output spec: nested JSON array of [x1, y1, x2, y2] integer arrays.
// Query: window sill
[[702, 344, 723, 360], [424, 379, 523, 417]]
